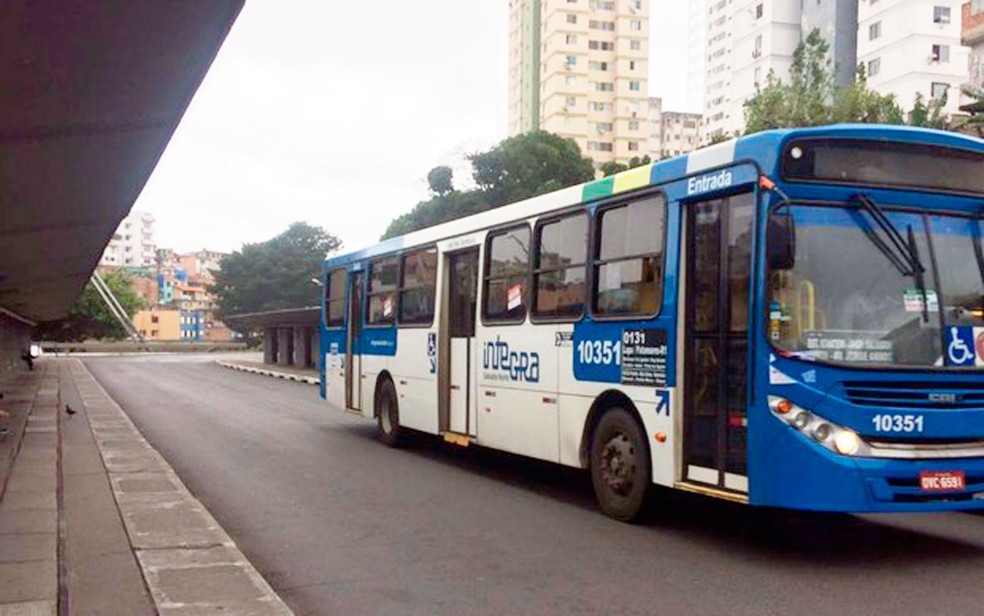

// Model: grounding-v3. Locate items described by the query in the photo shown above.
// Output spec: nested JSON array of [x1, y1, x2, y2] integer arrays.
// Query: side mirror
[[767, 210, 796, 271]]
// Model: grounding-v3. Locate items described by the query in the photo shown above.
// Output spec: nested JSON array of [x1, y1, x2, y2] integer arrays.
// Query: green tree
[[37, 270, 144, 341], [212, 222, 342, 318], [382, 131, 595, 239], [599, 161, 628, 177], [470, 130, 596, 207], [744, 29, 907, 133], [908, 91, 949, 129], [956, 84, 984, 137], [427, 166, 454, 195]]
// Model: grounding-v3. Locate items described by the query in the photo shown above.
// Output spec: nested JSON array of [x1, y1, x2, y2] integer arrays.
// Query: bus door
[[682, 190, 755, 493], [345, 270, 365, 411], [439, 248, 479, 437]]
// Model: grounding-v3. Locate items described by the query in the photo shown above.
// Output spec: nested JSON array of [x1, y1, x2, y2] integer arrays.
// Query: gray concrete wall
[[801, 0, 859, 88], [0, 312, 33, 373]]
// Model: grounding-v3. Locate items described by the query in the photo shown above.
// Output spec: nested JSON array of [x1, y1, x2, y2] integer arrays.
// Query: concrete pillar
[[263, 327, 276, 364], [0, 312, 33, 373], [277, 327, 291, 366], [293, 326, 306, 368], [311, 328, 320, 370]]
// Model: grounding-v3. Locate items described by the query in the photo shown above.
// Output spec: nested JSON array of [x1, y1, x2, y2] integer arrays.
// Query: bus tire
[[589, 407, 650, 522], [376, 379, 404, 447]]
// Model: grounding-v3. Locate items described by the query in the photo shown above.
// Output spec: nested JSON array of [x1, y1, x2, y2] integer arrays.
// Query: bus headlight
[[769, 396, 870, 457]]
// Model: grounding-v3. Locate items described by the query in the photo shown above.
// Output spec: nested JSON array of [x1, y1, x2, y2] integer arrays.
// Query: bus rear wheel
[[376, 379, 404, 447], [590, 408, 650, 522]]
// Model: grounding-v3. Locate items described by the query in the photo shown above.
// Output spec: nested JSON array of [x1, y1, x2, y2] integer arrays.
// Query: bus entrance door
[[440, 248, 479, 439], [682, 191, 754, 494], [345, 270, 364, 412]]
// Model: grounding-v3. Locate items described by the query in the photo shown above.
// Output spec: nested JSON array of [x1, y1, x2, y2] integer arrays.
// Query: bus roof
[[326, 124, 983, 267]]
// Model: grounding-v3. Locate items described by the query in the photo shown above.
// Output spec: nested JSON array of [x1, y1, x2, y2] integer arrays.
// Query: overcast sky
[[134, 0, 693, 255]]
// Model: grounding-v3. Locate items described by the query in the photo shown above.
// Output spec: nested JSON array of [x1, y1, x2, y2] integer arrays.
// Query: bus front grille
[[842, 381, 984, 410]]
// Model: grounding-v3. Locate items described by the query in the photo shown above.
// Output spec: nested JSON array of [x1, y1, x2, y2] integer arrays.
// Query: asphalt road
[[84, 354, 984, 616]]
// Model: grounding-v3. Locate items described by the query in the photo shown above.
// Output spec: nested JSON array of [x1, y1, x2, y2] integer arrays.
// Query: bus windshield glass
[[782, 139, 984, 195], [769, 204, 984, 368]]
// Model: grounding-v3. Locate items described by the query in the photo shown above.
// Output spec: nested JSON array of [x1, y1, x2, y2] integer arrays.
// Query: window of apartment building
[[753, 35, 762, 57], [151, 315, 159, 324], [628, 141, 639, 151], [565, 95, 577, 107], [566, 55, 577, 66], [629, 60, 637, 70], [596, 122, 613, 133], [867, 58, 881, 77], [587, 141, 614, 152], [632, 0, 642, 10], [933, 6, 951, 24], [931, 44, 950, 63], [590, 101, 611, 111], [589, 61, 609, 71], [629, 119, 640, 130], [590, 0, 615, 9], [629, 80, 641, 91], [566, 75, 578, 86], [931, 82, 949, 99], [755, 3, 763, 18], [593, 81, 614, 91], [589, 20, 615, 31], [567, 13, 577, 24], [630, 19, 642, 31], [869, 21, 881, 40], [630, 39, 641, 51], [566, 34, 577, 45], [754, 66, 762, 87]]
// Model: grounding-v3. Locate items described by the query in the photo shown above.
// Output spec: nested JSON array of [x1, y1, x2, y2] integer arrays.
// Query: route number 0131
[[871, 414, 924, 433]]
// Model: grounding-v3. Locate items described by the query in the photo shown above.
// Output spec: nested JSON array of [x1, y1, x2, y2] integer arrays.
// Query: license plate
[[919, 470, 965, 492]]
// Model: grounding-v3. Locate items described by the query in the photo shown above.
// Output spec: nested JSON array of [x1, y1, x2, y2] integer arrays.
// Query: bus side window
[[592, 195, 666, 317], [326, 268, 346, 328], [398, 247, 437, 326], [483, 225, 531, 323], [367, 256, 399, 326], [533, 212, 588, 320]]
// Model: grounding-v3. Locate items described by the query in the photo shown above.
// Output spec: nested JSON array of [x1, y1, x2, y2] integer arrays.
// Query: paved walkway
[[216, 360, 318, 385], [0, 358, 293, 615]]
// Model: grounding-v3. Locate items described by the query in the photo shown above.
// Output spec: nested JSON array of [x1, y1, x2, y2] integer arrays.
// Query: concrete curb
[[215, 361, 319, 386], [69, 360, 294, 615]]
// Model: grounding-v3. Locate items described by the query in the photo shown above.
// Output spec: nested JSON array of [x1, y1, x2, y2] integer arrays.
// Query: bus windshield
[[769, 203, 984, 368]]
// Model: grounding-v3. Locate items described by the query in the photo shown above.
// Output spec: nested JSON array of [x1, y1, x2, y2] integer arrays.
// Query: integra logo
[[687, 169, 733, 195], [483, 336, 540, 382]]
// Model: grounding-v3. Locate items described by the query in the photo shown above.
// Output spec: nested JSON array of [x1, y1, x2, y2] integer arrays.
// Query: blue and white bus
[[321, 125, 984, 521]]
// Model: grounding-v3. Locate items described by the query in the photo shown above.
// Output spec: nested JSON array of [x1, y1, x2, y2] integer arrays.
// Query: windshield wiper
[[852, 194, 924, 277], [907, 224, 930, 323]]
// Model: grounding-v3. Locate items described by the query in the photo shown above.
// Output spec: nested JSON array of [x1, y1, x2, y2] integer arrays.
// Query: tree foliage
[[382, 131, 595, 239], [600, 155, 652, 177], [956, 84, 984, 137], [427, 166, 454, 195], [212, 222, 342, 318], [37, 270, 144, 341], [743, 28, 928, 133]]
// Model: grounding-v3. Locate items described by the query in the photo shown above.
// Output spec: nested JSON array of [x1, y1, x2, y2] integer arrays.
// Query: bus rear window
[[782, 139, 984, 195]]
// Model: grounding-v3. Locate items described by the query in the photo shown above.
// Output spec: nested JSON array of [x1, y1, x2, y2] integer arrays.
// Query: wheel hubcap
[[600, 433, 635, 495]]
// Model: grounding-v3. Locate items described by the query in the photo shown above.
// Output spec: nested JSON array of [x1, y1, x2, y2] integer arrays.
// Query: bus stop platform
[[0, 358, 292, 615], [216, 359, 319, 386]]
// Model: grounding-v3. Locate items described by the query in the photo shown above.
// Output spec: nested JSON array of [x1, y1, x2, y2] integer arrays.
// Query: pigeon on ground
[[65, 405, 77, 416]]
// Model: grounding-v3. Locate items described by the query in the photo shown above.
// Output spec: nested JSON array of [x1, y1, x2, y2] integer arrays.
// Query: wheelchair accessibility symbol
[[945, 326, 976, 367]]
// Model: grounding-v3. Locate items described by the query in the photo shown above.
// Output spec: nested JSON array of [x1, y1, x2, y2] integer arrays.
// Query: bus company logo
[[928, 392, 961, 404], [687, 169, 733, 196], [483, 336, 540, 382]]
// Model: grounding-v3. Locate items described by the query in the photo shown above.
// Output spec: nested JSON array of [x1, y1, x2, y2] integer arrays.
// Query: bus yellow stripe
[[612, 164, 654, 194]]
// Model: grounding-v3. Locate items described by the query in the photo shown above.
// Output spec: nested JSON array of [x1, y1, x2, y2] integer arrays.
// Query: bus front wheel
[[590, 408, 650, 522], [376, 379, 404, 447]]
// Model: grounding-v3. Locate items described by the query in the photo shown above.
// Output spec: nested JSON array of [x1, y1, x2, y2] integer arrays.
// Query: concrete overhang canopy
[[224, 307, 321, 330], [0, 0, 244, 322]]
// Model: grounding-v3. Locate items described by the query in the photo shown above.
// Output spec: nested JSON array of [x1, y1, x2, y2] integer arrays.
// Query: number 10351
[[872, 414, 924, 433]]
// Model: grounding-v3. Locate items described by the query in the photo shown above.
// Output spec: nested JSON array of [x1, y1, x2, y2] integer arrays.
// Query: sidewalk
[[0, 358, 293, 615], [216, 360, 319, 385]]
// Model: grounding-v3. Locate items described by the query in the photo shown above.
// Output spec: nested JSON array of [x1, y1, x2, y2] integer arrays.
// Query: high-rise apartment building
[[858, 0, 970, 115], [508, 0, 650, 166], [687, 0, 708, 112], [963, 0, 984, 89], [99, 210, 156, 268], [703, 0, 735, 141]]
